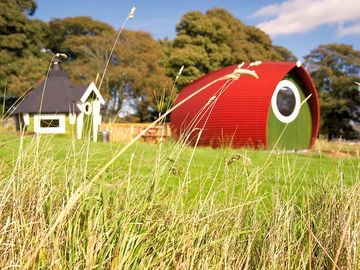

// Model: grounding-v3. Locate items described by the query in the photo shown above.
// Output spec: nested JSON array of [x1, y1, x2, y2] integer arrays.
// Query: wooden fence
[[99, 122, 172, 143]]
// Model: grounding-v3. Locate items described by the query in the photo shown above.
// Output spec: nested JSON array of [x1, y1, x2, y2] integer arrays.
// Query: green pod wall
[[267, 72, 313, 149]]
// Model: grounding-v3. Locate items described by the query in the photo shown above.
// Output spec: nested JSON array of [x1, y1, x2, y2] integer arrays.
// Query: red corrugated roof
[[171, 61, 319, 149]]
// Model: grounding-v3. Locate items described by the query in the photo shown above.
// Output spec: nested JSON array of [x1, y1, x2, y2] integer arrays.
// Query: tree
[[48, 16, 114, 56], [304, 44, 360, 139], [272, 45, 297, 62], [165, 8, 296, 88], [0, 0, 49, 96], [109, 30, 172, 122], [48, 17, 114, 87], [48, 17, 172, 122]]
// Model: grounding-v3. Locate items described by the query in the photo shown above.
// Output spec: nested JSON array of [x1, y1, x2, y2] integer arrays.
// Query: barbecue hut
[[12, 58, 105, 141]]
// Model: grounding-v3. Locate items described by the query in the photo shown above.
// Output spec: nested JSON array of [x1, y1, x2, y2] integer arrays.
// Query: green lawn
[[1, 133, 360, 269], [0, 133, 358, 200]]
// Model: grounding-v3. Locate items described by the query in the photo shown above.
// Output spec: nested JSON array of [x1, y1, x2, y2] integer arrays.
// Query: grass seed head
[[175, 66, 185, 81], [228, 61, 261, 80], [249, 60, 262, 67], [205, 95, 217, 106], [228, 68, 259, 80], [55, 53, 67, 59], [128, 7, 136, 19]]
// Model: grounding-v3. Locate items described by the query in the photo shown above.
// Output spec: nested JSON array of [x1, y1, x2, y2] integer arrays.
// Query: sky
[[33, 0, 360, 61]]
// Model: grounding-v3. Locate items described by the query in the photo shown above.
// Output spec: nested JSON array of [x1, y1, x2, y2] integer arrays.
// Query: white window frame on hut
[[34, 114, 66, 134]]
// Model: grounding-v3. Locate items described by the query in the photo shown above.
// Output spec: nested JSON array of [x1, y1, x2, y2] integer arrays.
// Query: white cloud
[[253, 0, 360, 37], [253, 0, 314, 18], [337, 22, 360, 37]]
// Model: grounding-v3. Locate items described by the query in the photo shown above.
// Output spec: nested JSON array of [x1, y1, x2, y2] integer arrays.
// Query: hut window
[[34, 114, 66, 134], [271, 80, 301, 123], [83, 101, 92, 115], [40, 119, 60, 128]]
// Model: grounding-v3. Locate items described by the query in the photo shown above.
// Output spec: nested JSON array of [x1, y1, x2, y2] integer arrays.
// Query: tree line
[[1, 0, 359, 139]]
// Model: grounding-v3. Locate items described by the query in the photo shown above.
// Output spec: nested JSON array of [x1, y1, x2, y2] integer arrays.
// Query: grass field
[[0, 133, 360, 269]]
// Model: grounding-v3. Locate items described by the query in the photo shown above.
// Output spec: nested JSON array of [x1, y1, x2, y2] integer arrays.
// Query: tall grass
[[0, 16, 359, 266], [1, 62, 360, 268], [0, 132, 359, 269]]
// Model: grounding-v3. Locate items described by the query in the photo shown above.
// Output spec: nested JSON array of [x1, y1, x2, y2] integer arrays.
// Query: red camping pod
[[170, 61, 320, 150]]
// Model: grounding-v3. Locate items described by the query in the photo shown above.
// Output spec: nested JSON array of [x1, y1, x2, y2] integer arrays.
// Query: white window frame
[[69, 113, 76, 125], [23, 113, 30, 126], [34, 114, 66, 134], [83, 101, 93, 115], [271, 80, 301, 123]]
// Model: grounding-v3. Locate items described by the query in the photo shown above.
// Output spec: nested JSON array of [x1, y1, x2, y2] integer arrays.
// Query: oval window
[[271, 80, 301, 123], [84, 102, 92, 115]]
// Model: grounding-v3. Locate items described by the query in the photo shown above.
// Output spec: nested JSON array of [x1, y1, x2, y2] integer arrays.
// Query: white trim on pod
[[271, 80, 301, 124]]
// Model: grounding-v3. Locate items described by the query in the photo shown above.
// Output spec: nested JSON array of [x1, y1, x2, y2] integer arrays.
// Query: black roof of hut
[[12, 59, 87, 114]]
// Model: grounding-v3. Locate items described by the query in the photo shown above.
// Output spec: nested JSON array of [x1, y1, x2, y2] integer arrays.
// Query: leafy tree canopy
[[48, 16, 114, 55], [165, 8, 296, 88], [305, 44, 360, 139], [0, 0, 48, 96], [48, 17, 171, 122]]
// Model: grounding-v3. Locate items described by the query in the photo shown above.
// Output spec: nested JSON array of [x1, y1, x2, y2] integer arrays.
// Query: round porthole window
[[271, 80, 301, 123], [84, 102, 92, 115]]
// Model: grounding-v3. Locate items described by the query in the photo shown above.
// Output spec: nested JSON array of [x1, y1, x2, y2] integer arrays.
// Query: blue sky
[[33, 0, 360, 61]]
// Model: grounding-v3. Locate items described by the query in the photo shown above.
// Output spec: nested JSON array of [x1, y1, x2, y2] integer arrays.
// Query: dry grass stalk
[[21, 64, 260, 268]]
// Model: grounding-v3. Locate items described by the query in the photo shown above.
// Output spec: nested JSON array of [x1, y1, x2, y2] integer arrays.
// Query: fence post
[[130, 125, 134, 139], [166, 124, 171, 137]]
